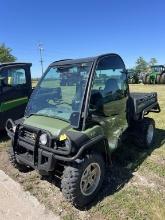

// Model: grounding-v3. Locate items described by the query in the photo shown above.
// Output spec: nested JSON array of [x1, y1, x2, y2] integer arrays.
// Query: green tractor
[[143, 65, 165, 84]]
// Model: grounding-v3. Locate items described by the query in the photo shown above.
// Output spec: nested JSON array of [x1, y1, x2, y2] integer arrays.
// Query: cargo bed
[[128, 92, 160, 121]]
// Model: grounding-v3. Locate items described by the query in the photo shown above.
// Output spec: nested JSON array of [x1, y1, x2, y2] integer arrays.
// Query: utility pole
[[38, 43, 44, 75]]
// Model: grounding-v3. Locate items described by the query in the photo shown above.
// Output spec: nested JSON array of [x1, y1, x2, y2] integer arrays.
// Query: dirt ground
[[0, 170, 59, 220], [0, 84, 165, 220]]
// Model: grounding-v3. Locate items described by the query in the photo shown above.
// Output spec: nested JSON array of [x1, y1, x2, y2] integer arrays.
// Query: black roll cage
[[82, 53, 127, 131]]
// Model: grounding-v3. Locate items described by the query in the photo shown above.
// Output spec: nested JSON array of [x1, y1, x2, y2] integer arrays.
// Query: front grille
[[23, 130, 36, 141], [19, 128, 37, 144]]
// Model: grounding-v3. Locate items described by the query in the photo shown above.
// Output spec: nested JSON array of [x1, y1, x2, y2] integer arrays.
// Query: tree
[[135, 57, 148, 73], [149, 58, 157, 66], [0, 43, 16, 63]]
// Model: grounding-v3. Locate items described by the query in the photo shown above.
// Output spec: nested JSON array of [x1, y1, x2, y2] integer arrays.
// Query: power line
[[38, 43, 44, 75]]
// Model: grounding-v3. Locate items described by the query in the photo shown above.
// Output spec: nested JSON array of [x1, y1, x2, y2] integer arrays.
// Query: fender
[[49, 135, 107, 162]]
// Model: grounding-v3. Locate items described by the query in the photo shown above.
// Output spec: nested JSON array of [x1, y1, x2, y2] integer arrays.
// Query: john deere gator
[[6, 53, 161, 207]]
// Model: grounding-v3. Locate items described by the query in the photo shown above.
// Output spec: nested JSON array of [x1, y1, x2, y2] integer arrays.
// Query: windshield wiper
[[26, 113, 69, 123], [26, 113, 48, 118]]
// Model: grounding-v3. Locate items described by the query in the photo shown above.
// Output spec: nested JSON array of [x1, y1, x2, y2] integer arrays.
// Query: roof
[[151, 65, 164, 68], [0, 62, 32, 68], [49, 53, 122, 67], [50, 56, 98, 67]]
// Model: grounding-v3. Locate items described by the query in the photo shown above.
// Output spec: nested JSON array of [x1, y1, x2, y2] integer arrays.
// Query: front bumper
[[7, 123, 61, 172], [16, 148, 56, 172], [6, 120, 105, 172]]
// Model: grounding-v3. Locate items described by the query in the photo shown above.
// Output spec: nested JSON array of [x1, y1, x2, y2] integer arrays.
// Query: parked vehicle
[[142, 65, 165, 84], [0, 63, 32, 129], [6, 54, 160, 207], [127, 69, 140, 84]]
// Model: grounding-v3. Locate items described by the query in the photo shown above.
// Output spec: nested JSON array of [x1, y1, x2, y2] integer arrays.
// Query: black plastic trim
[[51, 135, 105, 162]]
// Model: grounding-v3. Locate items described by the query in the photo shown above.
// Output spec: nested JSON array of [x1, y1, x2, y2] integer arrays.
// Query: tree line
[[0, 43, 16, 63], [134, 57, 159, 73], [0, 43, 161, 74]]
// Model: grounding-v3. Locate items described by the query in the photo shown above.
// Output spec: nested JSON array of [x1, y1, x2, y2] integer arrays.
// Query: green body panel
[[150, 72, 157, 78], [24, 115, 105, 139], [0, 96, 28, 112], [83, 97, 128, 152], [150, 72, 159, 79], [82, 125, 104, 139], [24, 115, 71, 137], [148, 71, 162, 84]]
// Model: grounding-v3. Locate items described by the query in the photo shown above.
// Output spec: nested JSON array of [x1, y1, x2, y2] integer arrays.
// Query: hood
[[24, 115, 71, 137]]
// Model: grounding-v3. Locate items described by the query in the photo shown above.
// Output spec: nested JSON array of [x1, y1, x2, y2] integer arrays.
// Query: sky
[[0, 0, 165, 77]]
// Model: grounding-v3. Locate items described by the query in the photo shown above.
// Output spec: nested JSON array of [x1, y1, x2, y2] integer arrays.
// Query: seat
[[103, 78, 119, 96], [90, 90, 104, 115]]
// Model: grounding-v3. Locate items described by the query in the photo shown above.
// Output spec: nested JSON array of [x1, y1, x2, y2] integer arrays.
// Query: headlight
[[39, 133, 48, 145], [12, 125, 16, 133]]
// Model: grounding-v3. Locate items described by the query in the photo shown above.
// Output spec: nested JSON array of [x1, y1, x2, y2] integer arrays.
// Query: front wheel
[[61, 153, 105, 207]]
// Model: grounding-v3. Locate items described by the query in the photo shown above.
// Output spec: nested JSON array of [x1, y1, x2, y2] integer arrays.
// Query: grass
[[0, 84, 165, 220], [89, 84, 165, 219], [93, 187, 165, 220], [32, 80, 38, 87]]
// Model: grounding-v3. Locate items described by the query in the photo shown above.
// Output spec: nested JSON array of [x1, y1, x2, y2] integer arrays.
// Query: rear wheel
[[61, 153, 105, 207], [132, 78, 136, 84], [160, 73, 165, 84], [156, 74, 161, 84], [142, 75, 147, 84], [129, 78, 133, 84], [146, 75, 151, 84], [151, 77, 156, 84], [131, 118, 155, 149]]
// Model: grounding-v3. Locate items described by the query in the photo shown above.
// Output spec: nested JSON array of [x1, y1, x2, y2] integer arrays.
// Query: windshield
[[151, 66, 163, 72], [0, 68, 26, 86], [25, 62, 92, 126]]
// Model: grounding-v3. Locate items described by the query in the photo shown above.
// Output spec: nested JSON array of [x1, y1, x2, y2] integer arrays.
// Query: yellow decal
[[59, 134, 67, 141]]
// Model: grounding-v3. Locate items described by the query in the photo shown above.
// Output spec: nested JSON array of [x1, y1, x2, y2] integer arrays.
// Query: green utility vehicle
[[6, 54, 160, 207], [0, 63, 32, 129], [143, 65, 165, 84]]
